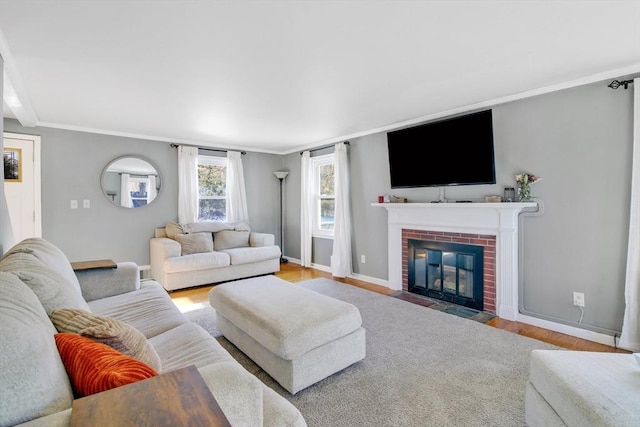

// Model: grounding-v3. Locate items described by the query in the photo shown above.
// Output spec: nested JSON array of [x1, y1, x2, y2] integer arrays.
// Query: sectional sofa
[[0, 237, 305, 427]]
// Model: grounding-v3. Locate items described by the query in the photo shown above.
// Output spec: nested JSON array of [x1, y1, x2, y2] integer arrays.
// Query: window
[[198, 155, 227, 221], [311, 153, 335, 237], [128, 176, 149, 208]]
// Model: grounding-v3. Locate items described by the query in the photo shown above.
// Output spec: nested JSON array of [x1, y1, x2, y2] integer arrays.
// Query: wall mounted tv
[[387, 109, 496, 188]]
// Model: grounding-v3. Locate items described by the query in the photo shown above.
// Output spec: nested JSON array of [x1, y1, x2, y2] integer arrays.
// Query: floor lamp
[[273, 171, 289, 263]]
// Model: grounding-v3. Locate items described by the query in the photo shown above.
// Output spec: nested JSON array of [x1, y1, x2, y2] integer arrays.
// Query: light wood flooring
[[169, 262, 629, 354]]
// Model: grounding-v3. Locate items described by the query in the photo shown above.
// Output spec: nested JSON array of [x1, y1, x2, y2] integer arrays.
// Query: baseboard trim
[[516, 313, 619, 349]]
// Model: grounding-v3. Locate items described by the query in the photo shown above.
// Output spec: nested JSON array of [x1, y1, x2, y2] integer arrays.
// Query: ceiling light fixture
[[607, 79, 634, 90]]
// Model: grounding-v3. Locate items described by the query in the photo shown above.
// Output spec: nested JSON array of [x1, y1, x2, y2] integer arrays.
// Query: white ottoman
[[209, 275, 366, 394], [525, 349, 640, 427]]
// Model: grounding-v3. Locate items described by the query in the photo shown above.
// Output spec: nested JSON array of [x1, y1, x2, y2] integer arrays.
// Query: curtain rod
[[169, 143, 246, 155], [300, 141, 350, 156]]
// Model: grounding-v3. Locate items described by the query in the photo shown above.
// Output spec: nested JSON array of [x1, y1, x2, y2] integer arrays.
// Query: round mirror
[[101, 156, 161, 208]]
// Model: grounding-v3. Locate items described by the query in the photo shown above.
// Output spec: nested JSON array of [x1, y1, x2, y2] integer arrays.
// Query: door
[[3, 133, 41, 242]]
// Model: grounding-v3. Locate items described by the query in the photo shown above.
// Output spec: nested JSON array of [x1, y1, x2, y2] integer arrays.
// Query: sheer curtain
[[178, 145, 198, 224], [147, 174, 157, 204], [331, 142, 352, 278], [120, 173, 132, 208], [227, 151, 249, 221], [300, 151, 313, 267], [620, 77, 640, 352]]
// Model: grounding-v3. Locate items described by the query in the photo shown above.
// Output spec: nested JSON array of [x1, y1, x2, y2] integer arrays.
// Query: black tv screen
[[387, 109, 496, 188]]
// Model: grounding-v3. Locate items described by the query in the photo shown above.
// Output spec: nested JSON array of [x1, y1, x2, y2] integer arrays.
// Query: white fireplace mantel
[[373, 202, 538, 321]]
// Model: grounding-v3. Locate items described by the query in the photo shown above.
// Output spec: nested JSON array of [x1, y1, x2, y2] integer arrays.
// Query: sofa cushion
[[165, 221, 184, 239], [222, 245, 282, 266], [51, 308, 161, 371], [175, 232, 214, 255], [0, 237, 82, 294], [55, 333, 158, 397], [197, 362, 264, 427], [0, 254, 90, 315], [148, 323, 236, 372], [0, 272, 74, 427], [163, 251, 230, 273], [214, 230, 250, 251], [88, 281, 188, 339]]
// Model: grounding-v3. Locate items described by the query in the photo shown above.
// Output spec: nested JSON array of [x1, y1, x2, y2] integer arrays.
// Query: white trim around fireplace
[[373, 202, 538, 321]]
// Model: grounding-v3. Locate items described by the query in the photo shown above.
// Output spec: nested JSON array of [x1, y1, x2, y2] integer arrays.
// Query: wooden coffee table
[[71, 365, 230, 426]]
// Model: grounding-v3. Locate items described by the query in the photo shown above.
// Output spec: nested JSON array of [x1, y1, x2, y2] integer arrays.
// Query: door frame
[[3, 132, 42, 238]]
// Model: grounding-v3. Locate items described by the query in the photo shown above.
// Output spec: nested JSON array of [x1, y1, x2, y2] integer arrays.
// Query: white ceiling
[[1, 0, 639, 155]]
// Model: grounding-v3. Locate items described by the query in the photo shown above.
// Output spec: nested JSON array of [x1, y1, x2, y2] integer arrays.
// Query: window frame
[[311, 153, 335, 239], [197, 155, 228, 221], [128, 175, 150, 207]]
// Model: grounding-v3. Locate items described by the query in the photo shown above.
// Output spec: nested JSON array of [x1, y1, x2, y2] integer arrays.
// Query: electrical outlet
[[360, 255, 366, 264], [70, 200, 78, 209], [83, 199, 90, 209], [573, 292, 585, 307]]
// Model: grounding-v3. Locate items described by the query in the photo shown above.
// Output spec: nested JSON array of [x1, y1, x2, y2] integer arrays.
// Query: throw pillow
[[55, 333, 157, 397], [51, 308, 161, 372], [213, 230, 250, 251], [174, 233, 214, 255], [165, 221, 184, 240]]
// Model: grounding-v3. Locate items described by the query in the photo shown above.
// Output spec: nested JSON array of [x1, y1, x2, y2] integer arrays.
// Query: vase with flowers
[[515, 173, 541, 202]]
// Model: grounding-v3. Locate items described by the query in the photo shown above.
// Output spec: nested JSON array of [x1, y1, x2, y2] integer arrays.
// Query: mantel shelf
[[372, 202, 538, 210]]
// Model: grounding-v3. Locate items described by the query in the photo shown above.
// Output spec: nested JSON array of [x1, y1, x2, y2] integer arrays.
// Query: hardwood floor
[[169, 262, 629, 354]]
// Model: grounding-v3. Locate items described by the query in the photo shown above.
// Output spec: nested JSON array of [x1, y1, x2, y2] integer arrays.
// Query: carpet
[[184, 278, 560, 427]]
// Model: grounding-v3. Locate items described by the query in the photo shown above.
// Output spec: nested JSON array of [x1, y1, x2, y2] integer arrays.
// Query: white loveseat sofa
[[0, 237, 305, 427], [150, 221, 282, 292]]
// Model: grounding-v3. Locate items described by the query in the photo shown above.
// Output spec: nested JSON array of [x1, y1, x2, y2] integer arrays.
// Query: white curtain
[[227, 151, 249, 222], [120, 173, 132, 208], [147, 174, 157, 204], [620, 77, 640, 352], [300, 151, 313, 267], [331, 143, 353, 278], [178, 145, 198, 224]]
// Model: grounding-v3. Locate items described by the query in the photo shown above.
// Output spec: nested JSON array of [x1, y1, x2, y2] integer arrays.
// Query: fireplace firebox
[[408, 239, 484, 311]]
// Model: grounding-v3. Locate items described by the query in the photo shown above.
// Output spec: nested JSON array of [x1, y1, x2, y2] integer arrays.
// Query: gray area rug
[[184, 278, 560, 427]]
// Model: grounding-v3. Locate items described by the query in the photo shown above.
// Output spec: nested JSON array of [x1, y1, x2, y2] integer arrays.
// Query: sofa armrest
[[150, 237, 181, 280], [75, 262, 140, 302], [250, 232, 275, 247]]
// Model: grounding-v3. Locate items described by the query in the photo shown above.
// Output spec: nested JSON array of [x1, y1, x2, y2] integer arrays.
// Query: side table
[[71, 365, 230, 426], [70, 259, 117, 271]]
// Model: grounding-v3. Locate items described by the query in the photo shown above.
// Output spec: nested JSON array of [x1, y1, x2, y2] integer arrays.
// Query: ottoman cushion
[[527, 350, 640, 426], [209, 275, 362, 360]]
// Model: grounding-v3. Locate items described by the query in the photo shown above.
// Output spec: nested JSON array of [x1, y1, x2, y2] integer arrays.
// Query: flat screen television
[[387, 109, 496, 188]]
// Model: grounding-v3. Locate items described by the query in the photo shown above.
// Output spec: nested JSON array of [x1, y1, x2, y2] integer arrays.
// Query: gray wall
[[2, 119, 283, 265], [2, 74, 634, 336], [282, 77, 635, 335]]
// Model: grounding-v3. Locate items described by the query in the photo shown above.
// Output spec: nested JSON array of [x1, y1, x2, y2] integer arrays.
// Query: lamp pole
[[273, 171, 289, 263]]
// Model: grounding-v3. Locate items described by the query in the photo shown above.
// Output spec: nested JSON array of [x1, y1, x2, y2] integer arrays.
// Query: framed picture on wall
[[3, 148, 22, 182]]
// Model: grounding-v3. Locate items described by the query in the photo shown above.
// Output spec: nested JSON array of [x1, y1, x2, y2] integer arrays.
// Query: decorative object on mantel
[[390, 195, 407, 203], [515, 173, 541, 202], [503, 187, 516, 202], [484, 195, 502, 203]]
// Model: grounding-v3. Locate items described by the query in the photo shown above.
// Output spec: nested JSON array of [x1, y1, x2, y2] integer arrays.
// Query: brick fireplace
[[374, 201, 537, 321], [402, 229, 496, 313]]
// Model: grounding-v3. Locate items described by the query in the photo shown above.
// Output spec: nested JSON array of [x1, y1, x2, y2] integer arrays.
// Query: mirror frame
[[101, 155, 161, 209]]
